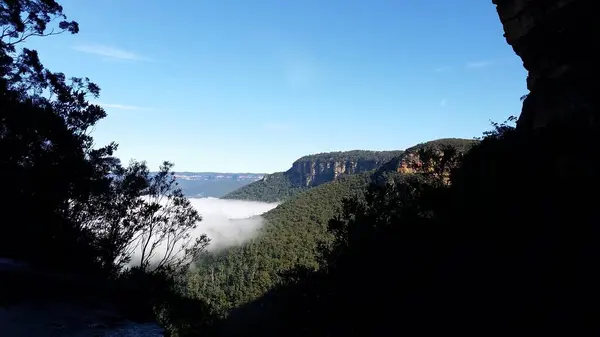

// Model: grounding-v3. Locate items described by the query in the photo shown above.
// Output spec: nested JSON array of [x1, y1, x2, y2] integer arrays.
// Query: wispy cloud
[[72, 44, 150, 61], [264, 122, 289, 131], [92, 101, 148, 111], [439, 99, 447, 107], [465, 60, 494, 69], [282, 52, 320, 88], [434, 66, 453, 73]]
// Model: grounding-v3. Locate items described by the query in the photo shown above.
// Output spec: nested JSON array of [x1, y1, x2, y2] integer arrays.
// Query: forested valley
[[1, 1, 598, 336]]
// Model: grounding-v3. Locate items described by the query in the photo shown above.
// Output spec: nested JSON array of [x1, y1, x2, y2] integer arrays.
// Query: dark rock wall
[[492, 0, 597, 130]]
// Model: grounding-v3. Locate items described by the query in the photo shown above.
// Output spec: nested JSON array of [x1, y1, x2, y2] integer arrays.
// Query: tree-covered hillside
[[212, 104, 600, 336], [187, 140, 478, 316], [404, 138, 479, 153], [222, 172, 305, 202], [188, 173, 371, 315], [295, 150, 404, 163]]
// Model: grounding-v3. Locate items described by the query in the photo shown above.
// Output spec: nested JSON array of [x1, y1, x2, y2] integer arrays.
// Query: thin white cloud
[[92, 101, 148, 111], [434, 66, 453, 73], [439, 99, 447, 107], [465, 60, 493, 69], [72, 44, 150, 61], [282, 53, 319, 88], [264, 123, 289, 131]]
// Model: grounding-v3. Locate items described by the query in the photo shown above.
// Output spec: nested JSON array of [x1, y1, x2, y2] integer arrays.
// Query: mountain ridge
[[222, 150, 403, 202], [223, 139, 477, 202]]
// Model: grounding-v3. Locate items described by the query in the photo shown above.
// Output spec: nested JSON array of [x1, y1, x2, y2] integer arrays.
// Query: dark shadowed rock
[[492, 0, 598, 130]]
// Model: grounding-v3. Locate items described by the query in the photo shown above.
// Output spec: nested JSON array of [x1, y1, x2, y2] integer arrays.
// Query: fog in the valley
[[127, 197, 279, 268], [189, 197, 279, 251]]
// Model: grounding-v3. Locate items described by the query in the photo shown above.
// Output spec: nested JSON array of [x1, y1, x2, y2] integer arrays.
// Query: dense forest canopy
[[188, 139, 479, 317], [294, 150, 404, 163], [404, 138, 479, 153], [188, 173, 372, 315]]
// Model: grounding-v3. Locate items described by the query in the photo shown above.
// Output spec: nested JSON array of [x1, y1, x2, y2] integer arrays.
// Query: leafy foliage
[[0, 0, 78, 49], [1, 2, 214, 335], [75, 160, 211, 275], [1, 0, 113, 273], [135, 162, 210, 272]]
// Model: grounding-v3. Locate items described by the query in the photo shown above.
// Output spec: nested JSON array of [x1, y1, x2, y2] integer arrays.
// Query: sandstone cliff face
[[380, 150, 458, 176], [492, 0, 597, 130], [286, 141, 479, 187], [284, 150, 404, 187], [223, 150, 403, 201], [377, 153, 422, 175], [372, 151, 437, 188], [382, 139, 478, 174], [372, 139, 480, 188], [287, 158, 387, 187]]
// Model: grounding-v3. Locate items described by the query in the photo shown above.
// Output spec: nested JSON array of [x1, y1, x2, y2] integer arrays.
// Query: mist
[[126, 197, 279, 268], [189, 197, 278, 251]]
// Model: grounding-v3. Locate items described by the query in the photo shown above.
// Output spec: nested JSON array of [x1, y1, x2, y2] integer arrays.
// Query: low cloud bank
[[127, 197, 278, 268], [189, 197, 278, 251]]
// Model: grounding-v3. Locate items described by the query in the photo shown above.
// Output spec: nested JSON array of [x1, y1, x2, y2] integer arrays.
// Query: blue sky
[[24, 0, 527, 173]]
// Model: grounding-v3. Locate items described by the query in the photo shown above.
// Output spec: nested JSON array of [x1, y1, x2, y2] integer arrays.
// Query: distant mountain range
[[171, 172, 266, 198]]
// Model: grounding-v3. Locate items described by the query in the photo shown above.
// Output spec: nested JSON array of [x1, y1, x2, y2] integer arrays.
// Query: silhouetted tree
[[134, 161, 210, 272], [0, 0, 78, 44], [0, 0, 119, 273], [1, 0, 210, 277], [1, 2, 216, 335], [69, 160, 210, 275]]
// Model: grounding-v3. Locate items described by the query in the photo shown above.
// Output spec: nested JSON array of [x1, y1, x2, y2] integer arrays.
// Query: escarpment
[[225, 140, 476, 202], [492, 0, 598, 131], [372, 138, 478, 186], [223, 150, 401, 202], [287, 150, 403, 187]]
